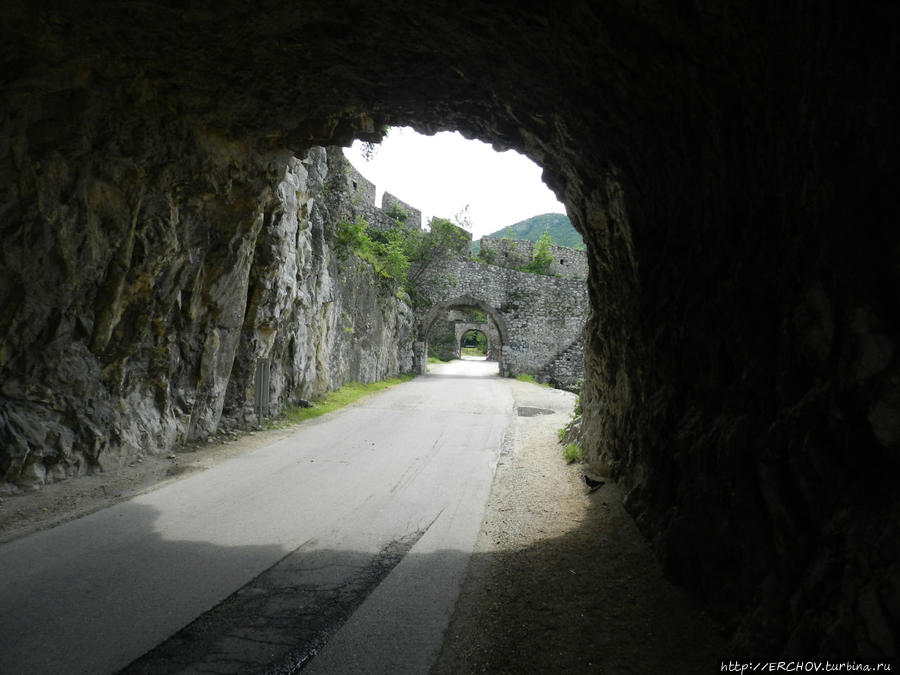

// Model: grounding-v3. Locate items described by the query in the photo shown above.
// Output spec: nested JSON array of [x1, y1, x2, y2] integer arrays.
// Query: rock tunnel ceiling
[[2, 1, 898, 660]]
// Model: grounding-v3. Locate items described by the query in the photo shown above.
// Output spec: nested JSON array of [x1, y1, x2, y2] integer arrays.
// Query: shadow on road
[[2, 487, 730, 675]]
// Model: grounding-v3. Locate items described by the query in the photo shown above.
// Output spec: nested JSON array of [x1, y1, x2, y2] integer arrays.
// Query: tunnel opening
[[337, 131, 585, 388]]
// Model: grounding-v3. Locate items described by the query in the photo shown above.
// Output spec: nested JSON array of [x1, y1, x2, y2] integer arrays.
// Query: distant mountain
[[472, 213, 584, 254]]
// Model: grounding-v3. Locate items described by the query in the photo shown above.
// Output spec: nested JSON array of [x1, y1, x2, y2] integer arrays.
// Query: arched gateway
[[407, 248, 588, 387], [415, 295, 510, 375]]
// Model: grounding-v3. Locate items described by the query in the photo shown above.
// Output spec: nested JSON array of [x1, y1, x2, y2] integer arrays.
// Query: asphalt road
[[0, 358, 511, 674]]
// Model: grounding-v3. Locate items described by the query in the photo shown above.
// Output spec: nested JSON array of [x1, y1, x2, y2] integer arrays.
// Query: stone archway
[[417, 295, 509, 375], [455, 323, 497, 360]]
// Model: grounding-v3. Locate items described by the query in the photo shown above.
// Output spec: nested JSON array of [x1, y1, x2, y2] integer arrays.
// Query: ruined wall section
[[342, 159, 422, 232], [381, 192, 422, 231], [479, 236, 589, 280], [539, 338, 584, 389]]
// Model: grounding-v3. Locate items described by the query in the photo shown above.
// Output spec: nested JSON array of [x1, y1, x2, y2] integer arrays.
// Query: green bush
[[335, 216, 370, 258], [335, 215, 470, 294], [336, 217, 409, 284], [386, 202, 409, 224]]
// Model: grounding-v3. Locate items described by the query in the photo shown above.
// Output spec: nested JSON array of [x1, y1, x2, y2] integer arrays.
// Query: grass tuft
[[515, 373, 550, 387], [562, 442, 583, 464], [273, 374, 415, 427]]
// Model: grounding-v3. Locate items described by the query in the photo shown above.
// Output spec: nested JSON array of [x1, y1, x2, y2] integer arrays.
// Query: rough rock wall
[[2, 0, 898, 659], [0, 77, 280, 489], [222, 148, 415, 429], [572, 11, 900, 658], [0, 136, 413, 491]]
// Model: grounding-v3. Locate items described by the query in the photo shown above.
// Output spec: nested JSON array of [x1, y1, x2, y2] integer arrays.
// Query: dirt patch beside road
[[433, 378, 728, 674]]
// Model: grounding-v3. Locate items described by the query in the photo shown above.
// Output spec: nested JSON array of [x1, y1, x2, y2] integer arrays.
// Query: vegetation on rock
[[386, 202, 409, 224], [335, 215, 468, 293]]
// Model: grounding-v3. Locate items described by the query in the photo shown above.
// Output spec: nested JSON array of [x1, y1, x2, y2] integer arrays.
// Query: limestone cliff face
[[223, 148, 414, 430], [0, 139, 413, 491]]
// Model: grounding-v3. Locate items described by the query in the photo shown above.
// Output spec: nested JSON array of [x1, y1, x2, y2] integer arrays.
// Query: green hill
[[472, 213, 583, 254]]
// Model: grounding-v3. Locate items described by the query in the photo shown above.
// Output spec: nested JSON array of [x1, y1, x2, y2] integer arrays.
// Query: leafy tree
[[405, 216, 471, 286], [379, 227, 410, 280], [460, 329, 487, 356], [520, 230, 553, 275], [335, 216, 371, 259]]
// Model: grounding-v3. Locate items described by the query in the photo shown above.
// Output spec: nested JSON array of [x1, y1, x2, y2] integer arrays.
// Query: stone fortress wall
[[343, 161, 422, 231], [338, 154, 589, 389]]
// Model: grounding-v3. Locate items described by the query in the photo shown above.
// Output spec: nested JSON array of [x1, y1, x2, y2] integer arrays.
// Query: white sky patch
[[343, 127, 566, 240]]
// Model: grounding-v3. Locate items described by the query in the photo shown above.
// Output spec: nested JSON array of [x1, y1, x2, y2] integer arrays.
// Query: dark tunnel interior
[[1, 1, 898, 659]]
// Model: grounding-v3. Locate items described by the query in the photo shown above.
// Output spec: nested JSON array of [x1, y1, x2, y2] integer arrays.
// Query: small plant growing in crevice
[[386, 202, 409, 224], [473, 247, 497, 265], [562, 442, 583, 464]]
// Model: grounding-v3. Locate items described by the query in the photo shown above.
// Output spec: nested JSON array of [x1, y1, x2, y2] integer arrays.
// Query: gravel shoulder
[[433, 378, 728, 674]]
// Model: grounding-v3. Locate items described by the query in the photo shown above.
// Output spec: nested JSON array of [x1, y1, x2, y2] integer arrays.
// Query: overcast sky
[[343, 127, 566, 240]]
